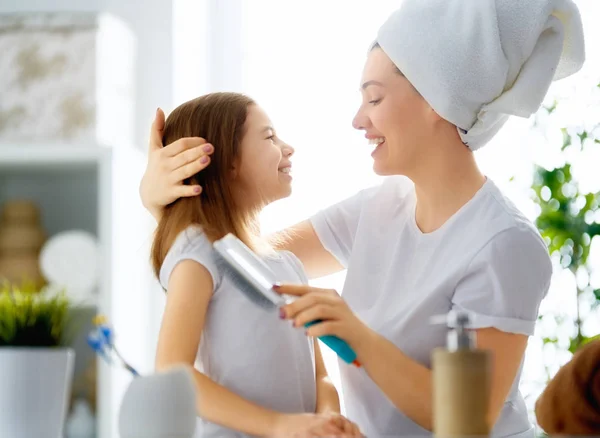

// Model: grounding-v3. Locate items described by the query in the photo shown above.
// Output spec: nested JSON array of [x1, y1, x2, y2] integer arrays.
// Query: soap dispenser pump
[[431, 311, 491, 437]]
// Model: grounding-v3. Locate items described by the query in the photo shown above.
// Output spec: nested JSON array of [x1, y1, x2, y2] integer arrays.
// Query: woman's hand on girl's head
[[271, 412, 362, 437], [275, 285, 373, 355], [140, 108, 214, 220]]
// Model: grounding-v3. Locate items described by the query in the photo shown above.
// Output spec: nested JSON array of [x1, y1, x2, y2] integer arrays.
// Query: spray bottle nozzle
[[430, 310, 475, 352], [454, 312, 470, 328], [429, 310, 472, 327]]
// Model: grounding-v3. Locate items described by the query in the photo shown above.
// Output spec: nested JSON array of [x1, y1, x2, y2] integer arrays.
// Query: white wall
[[171, 0, 244, 104]]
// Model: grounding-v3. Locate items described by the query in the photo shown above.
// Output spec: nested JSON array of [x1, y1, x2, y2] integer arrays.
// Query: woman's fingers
[[328, 413, 354, 436], [344, 419, 362, 437], [316, 413, 359, 437], [292, 304, 339, 328], [273, 284, 313, 297], [170, 155, 212, 184], [149, 108, 208, 158], [281, 292, 339, 319], [283, 294, 320, 318], [274, 284, 337, 298], [163, 136, 209, 158], [148, 108, 165, 152], [176, 184, 202, 198], [305, 320, 341, 338], [341, 418, 354, 436], [311, 421, 343, 437], [170, 143, 213, 172]]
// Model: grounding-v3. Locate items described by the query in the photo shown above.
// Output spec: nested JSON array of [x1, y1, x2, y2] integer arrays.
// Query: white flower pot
[[0, 348, 75, 438]]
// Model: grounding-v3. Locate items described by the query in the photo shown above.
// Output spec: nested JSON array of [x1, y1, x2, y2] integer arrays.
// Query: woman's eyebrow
[[361, 80, 385, 90]]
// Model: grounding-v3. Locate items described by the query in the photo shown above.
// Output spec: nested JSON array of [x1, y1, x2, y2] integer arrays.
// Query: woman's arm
[[314, 339, 340, 414], [156, 261, 349, 437], [354, 326, 527, 430], [277, 224, 549, 430], [274, 221, 344, 279], [277, 285, 529, 431]]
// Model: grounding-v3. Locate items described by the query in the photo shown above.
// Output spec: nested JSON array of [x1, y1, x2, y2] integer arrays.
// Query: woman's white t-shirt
[[311, 176, 552, 438], [159, 227, 316, 438]]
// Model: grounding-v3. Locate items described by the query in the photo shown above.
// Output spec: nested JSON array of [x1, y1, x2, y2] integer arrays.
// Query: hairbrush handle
[[304, 320, 360, 367]]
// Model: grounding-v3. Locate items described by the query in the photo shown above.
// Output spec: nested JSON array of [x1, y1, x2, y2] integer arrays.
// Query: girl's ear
[[230, 157, 240, 179]]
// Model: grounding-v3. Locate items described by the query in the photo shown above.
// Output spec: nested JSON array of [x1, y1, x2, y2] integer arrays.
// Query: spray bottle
[[431, 311, 491, 437]]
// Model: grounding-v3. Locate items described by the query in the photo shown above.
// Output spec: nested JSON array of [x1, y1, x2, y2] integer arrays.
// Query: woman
[[140, 0, 585, 436], [152, 93, 360, 437]]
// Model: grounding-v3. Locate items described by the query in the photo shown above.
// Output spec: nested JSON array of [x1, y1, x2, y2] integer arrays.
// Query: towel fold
[[377, 0, 585, 150], [535, 338, 600, 434]]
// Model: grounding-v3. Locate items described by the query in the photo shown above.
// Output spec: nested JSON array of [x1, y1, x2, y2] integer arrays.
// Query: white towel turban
[[376, 0, 586, 150]]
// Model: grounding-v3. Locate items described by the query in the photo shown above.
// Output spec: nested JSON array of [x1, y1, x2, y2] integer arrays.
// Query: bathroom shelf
[[0, 142, 160, 438], [0, 143, 111, 168], [0, 142, 113, 438]]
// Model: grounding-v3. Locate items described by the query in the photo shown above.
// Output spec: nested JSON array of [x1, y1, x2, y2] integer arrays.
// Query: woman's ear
[[428, 106, 454, 135]]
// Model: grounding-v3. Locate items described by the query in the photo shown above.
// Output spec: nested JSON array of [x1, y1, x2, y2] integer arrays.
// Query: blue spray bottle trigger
[[304, 320, 359, 365]]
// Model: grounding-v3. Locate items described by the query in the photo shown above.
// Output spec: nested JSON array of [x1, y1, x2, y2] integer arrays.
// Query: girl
[[151, 92, 361, 438]]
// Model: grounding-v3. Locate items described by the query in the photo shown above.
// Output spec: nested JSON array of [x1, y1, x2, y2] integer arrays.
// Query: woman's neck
[[411, 142, 486, 234]]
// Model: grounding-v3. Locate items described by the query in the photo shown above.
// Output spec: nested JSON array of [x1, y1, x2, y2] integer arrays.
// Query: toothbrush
[[87, 315, 140, 377], [213, 233, 361, 367]]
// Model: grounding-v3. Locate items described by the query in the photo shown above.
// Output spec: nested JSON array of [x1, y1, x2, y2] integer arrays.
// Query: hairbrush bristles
[[213, 250, 278, 309]]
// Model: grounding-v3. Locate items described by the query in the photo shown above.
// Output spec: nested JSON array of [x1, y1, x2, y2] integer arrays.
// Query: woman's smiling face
[[352, 46, 441, 177]]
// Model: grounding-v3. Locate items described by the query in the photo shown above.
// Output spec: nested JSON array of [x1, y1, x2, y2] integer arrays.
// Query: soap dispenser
[[431, 311, 491, 437]]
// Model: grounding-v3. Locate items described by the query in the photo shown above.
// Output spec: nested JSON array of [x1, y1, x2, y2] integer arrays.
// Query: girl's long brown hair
[[151, 92, 256, 279]]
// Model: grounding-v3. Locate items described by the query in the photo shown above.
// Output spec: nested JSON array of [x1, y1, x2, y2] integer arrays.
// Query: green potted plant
[[0, 282, 75, 438], [528, 82, 600, 435]]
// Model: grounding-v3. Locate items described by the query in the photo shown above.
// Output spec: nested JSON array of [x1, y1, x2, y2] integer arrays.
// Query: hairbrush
[[213, 233, 360, 367]]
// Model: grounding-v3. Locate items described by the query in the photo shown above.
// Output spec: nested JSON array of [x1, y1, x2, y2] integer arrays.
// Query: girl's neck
[[246, 214, 261, 238], [240, 211, 277, 256], [411, 143, 486, 234]]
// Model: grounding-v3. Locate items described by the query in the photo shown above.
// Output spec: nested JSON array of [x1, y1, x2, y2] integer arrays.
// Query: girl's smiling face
[[233, 105, 295, 209]]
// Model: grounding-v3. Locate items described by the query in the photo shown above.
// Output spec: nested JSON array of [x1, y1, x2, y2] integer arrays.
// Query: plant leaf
[[0, 285, 71, 347], [561, 128, 572, 151]]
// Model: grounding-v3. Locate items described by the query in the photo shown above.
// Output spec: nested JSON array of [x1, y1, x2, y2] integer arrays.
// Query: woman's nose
[[282, 143, 294, 157], [352, 106, 371, 131]]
